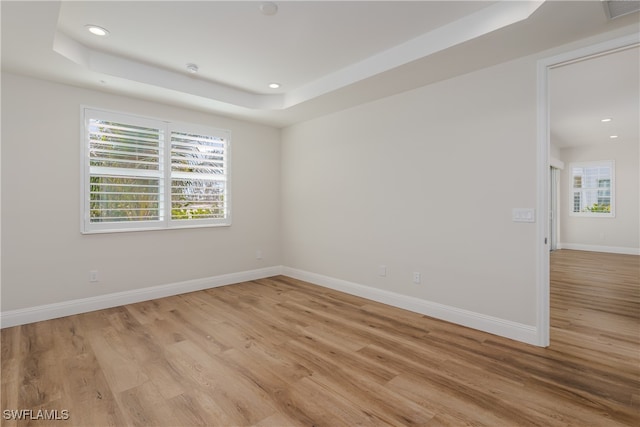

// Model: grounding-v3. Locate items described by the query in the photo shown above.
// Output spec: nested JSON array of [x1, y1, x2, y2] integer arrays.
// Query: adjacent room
[[1, 1, 638, 425]]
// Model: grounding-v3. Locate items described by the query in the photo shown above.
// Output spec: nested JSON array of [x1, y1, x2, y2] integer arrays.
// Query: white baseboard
[[282, 267, 539, 346], [1, 265, 540, 346], [559, 243, 640, 255], [0, 266, 283, 328]]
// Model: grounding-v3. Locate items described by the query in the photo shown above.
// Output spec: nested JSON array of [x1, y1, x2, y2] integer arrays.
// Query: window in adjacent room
[[82, 108, 231, 233], [570, 161, 614, 217]]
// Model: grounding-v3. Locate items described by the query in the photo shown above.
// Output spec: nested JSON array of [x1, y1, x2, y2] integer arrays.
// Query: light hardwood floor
[[1, 249, 638, 426]]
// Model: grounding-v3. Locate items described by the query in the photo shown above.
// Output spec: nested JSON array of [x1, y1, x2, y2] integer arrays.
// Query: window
[[82, 108, 230, 233], [570, 161, 614, 217]]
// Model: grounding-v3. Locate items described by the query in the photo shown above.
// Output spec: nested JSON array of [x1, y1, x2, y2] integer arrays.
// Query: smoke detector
[[186, 63, 199, 74]]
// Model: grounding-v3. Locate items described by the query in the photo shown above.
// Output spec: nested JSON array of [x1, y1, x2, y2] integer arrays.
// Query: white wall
[[282, 55, 539, 327], [559, 142, 639, 253], [1, 73, 282, 311]]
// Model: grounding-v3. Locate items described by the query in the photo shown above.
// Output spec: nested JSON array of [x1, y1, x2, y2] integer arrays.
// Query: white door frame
[[549, 166, 559, 252], [535, 33, 639, 347]]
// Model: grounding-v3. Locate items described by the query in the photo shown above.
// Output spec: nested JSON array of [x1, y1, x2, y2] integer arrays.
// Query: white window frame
[[569, 160, 614, 218], [81, 107, 231, 233]]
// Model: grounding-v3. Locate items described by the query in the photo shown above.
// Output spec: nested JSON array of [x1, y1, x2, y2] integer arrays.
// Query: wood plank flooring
[[1, 249, 638, 426]]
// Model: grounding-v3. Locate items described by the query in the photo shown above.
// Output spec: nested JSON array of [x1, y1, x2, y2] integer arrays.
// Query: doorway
[[536, 33, 639, 347]]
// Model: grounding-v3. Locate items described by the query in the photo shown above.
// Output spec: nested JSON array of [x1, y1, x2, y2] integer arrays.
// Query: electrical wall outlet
[[256, 250, 263, 260], [89, 270, 99, 283], [413, 272, 421, 284]]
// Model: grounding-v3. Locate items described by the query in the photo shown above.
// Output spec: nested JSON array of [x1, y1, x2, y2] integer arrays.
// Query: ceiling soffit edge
[[52, 1, 545, 111]]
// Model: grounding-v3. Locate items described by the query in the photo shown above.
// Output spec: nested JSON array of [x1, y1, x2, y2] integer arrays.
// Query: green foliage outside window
[[585, 203, 611, 213]]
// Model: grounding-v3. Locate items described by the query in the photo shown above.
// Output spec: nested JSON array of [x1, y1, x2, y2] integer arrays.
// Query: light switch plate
[[512, 208, 535, 223]]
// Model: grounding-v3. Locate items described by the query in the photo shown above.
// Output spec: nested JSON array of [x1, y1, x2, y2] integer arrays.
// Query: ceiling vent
[[603, 0, 640, 19]]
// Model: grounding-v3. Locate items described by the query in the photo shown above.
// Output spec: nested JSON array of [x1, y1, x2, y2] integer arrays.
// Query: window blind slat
[[90, 145, 159, 158], [170, 172, 227, 181], [89, 167, 162, 179], [89, 132, 160, 146]]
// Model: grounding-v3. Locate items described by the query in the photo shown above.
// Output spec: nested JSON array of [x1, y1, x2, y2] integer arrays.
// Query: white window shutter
[[82, 108, 230, 233]]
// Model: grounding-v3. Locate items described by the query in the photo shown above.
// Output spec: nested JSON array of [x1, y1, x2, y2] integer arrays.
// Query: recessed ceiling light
[[186, 63, 199, 74], [601, 118, 613, 123], [260, 2, 278, 16], [609, 135, 619, 139], [85, 25, 109, 37], [268, 83, 281, 89]]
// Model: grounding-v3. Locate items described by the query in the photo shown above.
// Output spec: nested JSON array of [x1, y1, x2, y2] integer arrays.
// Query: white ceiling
[[1, 1, 639, 130], [550, 45, 639, 148], [57, 1, 496, 95]]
